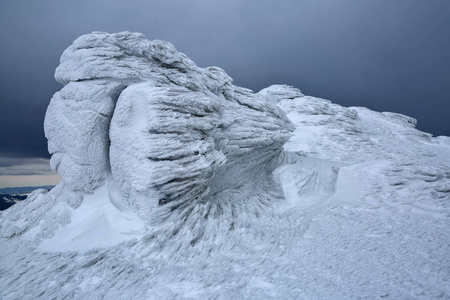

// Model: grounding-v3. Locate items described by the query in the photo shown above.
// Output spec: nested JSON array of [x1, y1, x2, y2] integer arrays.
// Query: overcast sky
[[0, 0, 449, 187]]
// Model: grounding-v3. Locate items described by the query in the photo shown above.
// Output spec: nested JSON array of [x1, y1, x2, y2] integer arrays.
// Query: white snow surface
[[37, 184, 146, 253], [1, 32, 449, 299]]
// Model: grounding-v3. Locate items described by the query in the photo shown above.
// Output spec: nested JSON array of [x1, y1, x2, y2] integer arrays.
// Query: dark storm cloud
[[1, 0, 449, 160], [0, 157, 52, 175]]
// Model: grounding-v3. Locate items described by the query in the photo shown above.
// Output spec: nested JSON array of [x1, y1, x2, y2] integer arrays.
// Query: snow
[[38, 184, 146, 253], [1, 32, 449, 299]]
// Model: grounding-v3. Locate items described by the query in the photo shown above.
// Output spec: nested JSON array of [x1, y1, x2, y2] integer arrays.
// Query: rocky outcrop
[[44, 31, 294, 223], [45, 80, 125, 193]]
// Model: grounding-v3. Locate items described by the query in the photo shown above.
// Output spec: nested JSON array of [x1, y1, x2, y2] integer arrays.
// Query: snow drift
[[1, 32, 449, 299]]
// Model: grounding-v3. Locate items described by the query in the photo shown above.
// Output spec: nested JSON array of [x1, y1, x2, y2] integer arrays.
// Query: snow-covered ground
[[0, 33, 449, 299], [37, 184, 146, 253]]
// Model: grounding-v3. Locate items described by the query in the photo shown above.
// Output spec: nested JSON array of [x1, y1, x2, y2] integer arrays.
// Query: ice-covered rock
[[259, 84, 304, 103], [1, 32, 449, 299], [45, 80, 125, 193], [43, 31, 293, 224]]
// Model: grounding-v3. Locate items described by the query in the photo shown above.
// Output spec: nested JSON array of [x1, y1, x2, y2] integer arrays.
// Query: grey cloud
[[0, 157, 53, 176], [0, 0, 449, 161]]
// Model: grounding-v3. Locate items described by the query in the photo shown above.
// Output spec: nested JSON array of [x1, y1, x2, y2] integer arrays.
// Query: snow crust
[[1, 32, 449, 299], [38, 184, 146, 253]]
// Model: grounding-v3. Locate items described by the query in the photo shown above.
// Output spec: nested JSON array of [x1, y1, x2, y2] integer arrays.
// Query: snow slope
[[1, 32, 449, 299]]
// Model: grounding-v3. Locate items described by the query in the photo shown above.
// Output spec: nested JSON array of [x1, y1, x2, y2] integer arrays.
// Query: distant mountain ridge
[[0, 185, 54, 195], [0, 194, 28, 211], [0, 186, 54, 211]]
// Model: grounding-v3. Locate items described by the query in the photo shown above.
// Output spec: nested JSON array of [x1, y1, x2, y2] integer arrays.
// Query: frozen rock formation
[[44, 31, 293, 224], [1, 32, 449, 299], [45, 80, 125, 193]]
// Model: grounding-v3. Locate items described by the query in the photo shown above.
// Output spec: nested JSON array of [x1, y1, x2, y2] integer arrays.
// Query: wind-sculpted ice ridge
[[1, 32, 449, 299]]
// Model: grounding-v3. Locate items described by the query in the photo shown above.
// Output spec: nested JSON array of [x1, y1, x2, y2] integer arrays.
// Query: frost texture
[[1, 32, 449, 299], [45, 80, 125, 193], [45, 31, 293, 224]]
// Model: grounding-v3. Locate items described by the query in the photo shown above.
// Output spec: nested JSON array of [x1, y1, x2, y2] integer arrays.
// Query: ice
[[45, 80, 125, 193], [1, 32, 449, 299], [109, 82, 292, 224], [45, 31, 293, 224]]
